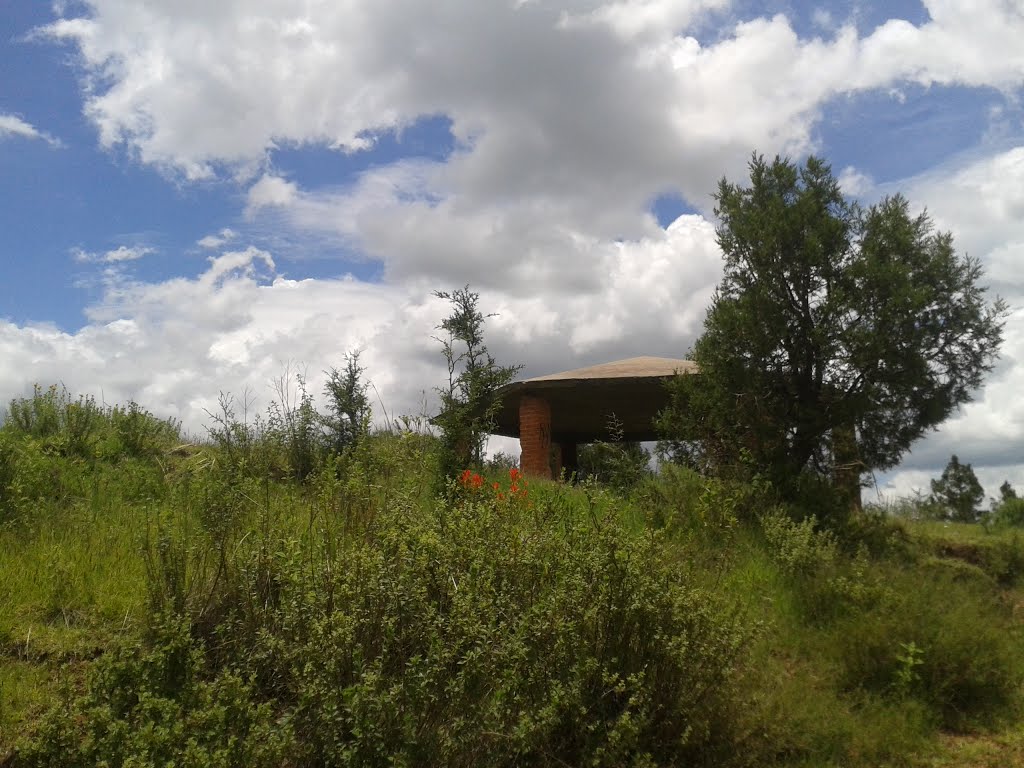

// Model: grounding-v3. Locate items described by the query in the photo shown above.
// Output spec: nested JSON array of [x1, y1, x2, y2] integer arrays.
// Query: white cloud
[[197, 228, 237, 249], [0, 112, 62, 147], [39, 0, 1024, 212], [1, 222, 721, 441], [560, 0, 729, 40], [246, 175, 299, 213], [19, 1, 1024, 498], [859, 146, 1024, 497], [73, 245, 156, 263], [838, 165, 873, 196]]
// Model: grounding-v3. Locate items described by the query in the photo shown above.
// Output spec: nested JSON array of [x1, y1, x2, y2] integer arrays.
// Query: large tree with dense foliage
[[659, 154, 1006, 498]]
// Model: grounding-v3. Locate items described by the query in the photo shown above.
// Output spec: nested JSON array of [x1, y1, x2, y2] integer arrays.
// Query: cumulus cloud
[[1, 219, 720, 439], [39, 0, 1024, 211], [869, 146, 1024, 496], [0, 112, 62, 147], [246, 175, 299, 213], [16, 0, 1024, 498]]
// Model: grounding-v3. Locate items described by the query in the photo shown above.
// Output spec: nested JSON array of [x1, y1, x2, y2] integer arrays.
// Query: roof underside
[[491, 356, 696, 442]]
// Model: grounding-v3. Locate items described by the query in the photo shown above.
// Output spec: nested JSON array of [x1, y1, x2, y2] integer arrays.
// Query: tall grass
[[2, 385, 1023, 767]]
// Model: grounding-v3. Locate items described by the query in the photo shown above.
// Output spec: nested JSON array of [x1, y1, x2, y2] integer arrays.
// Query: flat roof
[[490, 356, 696, 441]]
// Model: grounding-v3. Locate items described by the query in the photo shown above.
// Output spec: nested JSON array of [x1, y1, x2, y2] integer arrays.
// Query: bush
[[21, 489, 757, 767], [759, 509, 837, 577], [15, 618, 291, 768], [992, 496, 1024, 528], [105, 401, 180, 459], [832, 571, 1022, 730]]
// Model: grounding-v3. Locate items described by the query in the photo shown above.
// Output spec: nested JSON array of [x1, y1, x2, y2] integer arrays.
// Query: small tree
[[991, 480, 1024, 527], [998, 480, 1017, 503], [577, 415, 651, 491], [434, 287, 521, 475], [322, 350, 371, 454], [660, 154, 1006, 504], [930, 455, 985, 523]]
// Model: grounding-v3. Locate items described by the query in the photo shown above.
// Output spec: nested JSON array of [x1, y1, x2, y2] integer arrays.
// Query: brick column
[[519, 395, 552, 479]]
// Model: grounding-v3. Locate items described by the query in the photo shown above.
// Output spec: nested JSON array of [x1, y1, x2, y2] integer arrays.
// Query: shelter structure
[[490, 357, 697, 479]]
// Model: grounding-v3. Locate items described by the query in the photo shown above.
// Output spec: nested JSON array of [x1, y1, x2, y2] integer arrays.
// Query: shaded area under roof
[[491, 356, 697, 443]]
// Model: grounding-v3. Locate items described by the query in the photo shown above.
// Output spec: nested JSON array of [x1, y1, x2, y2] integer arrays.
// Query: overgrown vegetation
[[0, 189, 1018, 763], [2, 383, 1022, 767]]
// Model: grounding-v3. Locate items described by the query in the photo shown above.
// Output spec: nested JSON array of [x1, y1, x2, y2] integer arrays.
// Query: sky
[[1, 0, 1023, 502]]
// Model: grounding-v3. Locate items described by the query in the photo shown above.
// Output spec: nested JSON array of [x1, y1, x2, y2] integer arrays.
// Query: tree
[[659, 154, 1006, 500], [992, 481, 1024, 527], [930, 455, 985, 522], [998, 480, 1017, 503], [434, 287, 522, 474], [322, 350, 371, 454]]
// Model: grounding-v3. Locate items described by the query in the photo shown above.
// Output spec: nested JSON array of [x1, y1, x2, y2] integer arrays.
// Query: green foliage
[[999, 480, 1017, 502], [831, 571, 1021, 730], [930, 454, 985, 522], [660, 154, 1007, 502], [19, 475, 755, 766], [105, 400, 180, 459], [433, 286, 521, 476], [322, 350, 371, 455], [759, 510, 838, 577], [991, 496, 1024, 528], [265, 368, 323, 481], [892, 641, 925, 698], [6, 386, 1024, 766], [577, 417, 652, 491], [15, 618, 291, 768]]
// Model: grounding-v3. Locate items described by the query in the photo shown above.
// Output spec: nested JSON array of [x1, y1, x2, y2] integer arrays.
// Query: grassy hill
[[1, 386, 1022, 766]]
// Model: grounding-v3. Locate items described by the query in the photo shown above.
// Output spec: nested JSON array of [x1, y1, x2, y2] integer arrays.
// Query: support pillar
[[519, 395, 552, 479]]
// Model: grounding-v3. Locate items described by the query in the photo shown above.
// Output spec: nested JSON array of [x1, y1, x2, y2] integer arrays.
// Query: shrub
[[5, 385, 102, 459], [832, 572, 1022, 730], [992, 496, 1024, 528], [105, 400, 180, 459], [759, 509, 837, 577], [22, 487, 757, 766], [15, 618, 291, 768]]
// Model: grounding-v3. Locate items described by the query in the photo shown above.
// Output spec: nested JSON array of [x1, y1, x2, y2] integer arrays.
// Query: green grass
[[2, 389, 1023, 766]]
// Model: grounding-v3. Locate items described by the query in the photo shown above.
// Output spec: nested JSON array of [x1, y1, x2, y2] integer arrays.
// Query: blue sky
[[2, 0, 1023, 498]]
